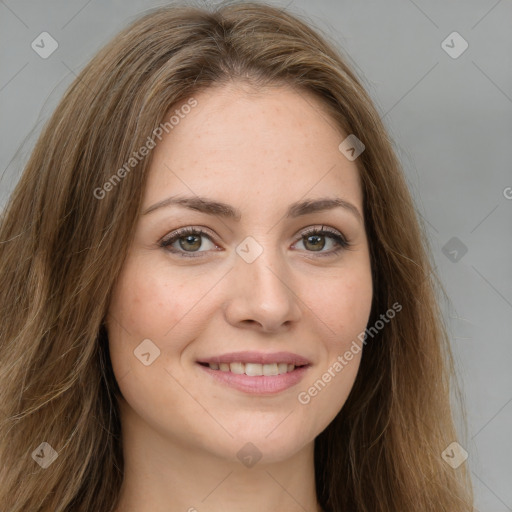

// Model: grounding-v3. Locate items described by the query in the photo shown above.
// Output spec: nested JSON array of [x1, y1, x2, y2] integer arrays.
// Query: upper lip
[[197, 351, 311, 366]]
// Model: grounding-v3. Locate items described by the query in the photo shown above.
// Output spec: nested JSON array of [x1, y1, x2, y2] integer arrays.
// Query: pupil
[[305, 234, 325, 251], [180, 235, 201, 251]]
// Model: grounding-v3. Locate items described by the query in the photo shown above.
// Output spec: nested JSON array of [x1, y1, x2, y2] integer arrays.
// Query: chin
[[214, 426, 314, 466]]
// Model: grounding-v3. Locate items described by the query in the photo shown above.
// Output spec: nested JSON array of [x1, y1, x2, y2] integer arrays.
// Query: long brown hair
[[0, 2, 473, 510]]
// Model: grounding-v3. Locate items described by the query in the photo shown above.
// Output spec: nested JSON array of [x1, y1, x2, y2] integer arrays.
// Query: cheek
[[106, 261, 210, 423], [108, 258, 208, 340], [296, 275, 370, 435], [308, 265, 373, 344], [105, 261, 177, 381], [106, 257, 223, 389], [295, 261, 371, 423]]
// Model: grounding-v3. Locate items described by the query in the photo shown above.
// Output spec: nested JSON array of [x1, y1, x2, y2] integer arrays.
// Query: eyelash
[[159, 225, 351, 259]]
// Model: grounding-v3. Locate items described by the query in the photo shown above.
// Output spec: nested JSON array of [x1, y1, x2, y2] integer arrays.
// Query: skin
[[108, 82, 373, 512]]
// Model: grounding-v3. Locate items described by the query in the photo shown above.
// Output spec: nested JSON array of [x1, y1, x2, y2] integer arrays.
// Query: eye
[[159, 225, 351, 259], [159, 227, 218, 258], [293, 225, 351, 256]]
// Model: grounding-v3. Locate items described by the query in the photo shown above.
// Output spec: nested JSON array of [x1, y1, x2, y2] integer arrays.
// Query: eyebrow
[[142, 195, 363, 223]]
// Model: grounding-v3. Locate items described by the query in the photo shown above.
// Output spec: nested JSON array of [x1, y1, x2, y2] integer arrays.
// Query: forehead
[[144, 83, 363, 213]]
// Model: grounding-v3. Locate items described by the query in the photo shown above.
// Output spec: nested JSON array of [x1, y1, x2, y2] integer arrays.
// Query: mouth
[[197, 361, 310, 376], [195, 351, 312, 394], [196, 360, 311, 395]]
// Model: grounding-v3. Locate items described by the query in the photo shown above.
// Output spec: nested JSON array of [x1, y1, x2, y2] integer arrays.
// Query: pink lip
[[197, 363, 310, 394], [196, 351, 311, 366]]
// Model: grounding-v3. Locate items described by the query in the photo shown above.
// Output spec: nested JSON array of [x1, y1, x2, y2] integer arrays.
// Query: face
[[107, 82, 373, 465]]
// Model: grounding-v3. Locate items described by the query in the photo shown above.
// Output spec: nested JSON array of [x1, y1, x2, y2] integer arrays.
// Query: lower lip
[[197, 363, 310, 394]]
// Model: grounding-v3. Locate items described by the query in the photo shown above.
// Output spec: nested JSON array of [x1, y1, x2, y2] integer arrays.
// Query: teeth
[[277, 363, 288, 374], [245, 363, 262, 376], [230, 362, 245, 374], [207, 362, 298, 376], [263, 363, 279, 376]]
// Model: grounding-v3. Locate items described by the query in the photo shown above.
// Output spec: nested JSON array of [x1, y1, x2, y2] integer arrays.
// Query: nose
[[223, 245, 302, 333]]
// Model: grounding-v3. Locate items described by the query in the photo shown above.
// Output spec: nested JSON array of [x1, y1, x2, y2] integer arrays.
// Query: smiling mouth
[[198, 361, 309, 376]]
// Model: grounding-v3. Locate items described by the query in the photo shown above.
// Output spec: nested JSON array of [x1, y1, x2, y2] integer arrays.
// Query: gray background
[[1, 0, 511, 510]]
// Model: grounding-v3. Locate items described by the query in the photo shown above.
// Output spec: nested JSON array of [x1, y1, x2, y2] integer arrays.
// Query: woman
[[0, 2, 474, 511]]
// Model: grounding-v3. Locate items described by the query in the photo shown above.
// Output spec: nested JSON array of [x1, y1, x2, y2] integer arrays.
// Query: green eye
[[295, 226, 350, 256], [160, 227, 216, 257], [160, 225, 351, 258]]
